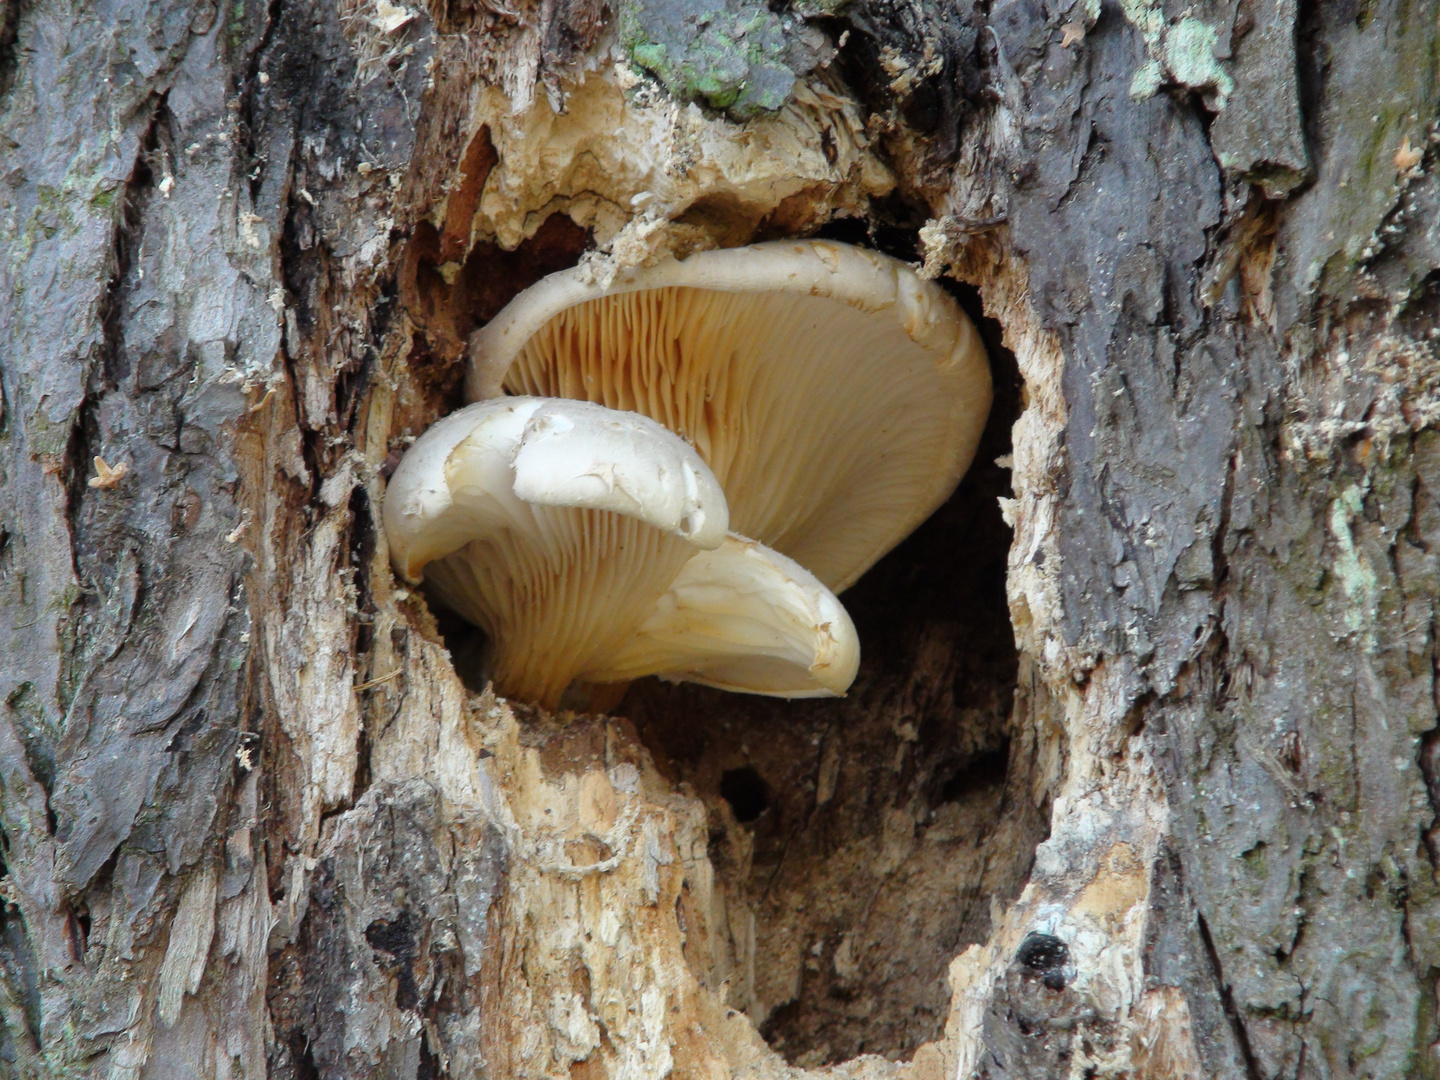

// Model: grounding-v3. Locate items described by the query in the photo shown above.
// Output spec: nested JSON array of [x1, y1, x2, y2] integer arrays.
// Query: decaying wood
[[2, 0, 1440, 1077]]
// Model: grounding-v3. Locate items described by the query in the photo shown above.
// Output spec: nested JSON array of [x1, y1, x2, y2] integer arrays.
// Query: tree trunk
[[2, 0, 1438, 1076]]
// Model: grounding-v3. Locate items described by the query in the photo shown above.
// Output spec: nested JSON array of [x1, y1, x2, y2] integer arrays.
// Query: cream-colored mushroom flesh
[[600, 535, 859, 697], [468, 240, 993, 593], [383, 397, 857, 707]]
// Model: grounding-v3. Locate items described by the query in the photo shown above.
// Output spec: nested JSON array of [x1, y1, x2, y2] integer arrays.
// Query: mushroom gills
[[419, 510, 701, 707], [476, 240, 992, 594]]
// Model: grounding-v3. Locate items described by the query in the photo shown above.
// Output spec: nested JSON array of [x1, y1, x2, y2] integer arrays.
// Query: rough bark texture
[[2, 0, 1440, 1077]]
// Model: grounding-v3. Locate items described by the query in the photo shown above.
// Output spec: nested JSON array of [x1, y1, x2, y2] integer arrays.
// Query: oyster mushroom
[[383, 396, 858, 707], [467, 239, 993, 592]]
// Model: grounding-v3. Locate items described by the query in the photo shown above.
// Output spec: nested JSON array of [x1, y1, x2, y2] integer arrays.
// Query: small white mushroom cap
[[467, 239, 993, 593], [383, 396, 857, 706], [386, 397, 725, 582]]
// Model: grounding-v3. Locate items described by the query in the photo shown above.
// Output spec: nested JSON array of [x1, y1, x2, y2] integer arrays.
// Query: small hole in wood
[[719, 767, 771, 823]]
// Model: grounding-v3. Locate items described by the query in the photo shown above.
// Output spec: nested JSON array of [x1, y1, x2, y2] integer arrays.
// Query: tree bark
[[2, 0, 1439, 1077]]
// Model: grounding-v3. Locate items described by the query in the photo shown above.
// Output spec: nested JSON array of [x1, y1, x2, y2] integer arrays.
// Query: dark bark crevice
[[0, 0, 22, 102], [1196, 910, 1265, 1080], [69, 93, 167, 554]]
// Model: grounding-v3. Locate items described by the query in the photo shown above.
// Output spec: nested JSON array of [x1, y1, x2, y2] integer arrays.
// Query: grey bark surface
[[1, 0, 1438, 1077]]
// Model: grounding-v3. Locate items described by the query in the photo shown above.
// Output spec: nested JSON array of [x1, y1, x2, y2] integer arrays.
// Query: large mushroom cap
[[467, 239, 992, 593], [383, 396, 859, 707]]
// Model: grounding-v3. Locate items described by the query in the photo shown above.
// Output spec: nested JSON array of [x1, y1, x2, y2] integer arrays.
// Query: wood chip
[[87, 456, 128, 489], [1395, 135, 1423, 173]]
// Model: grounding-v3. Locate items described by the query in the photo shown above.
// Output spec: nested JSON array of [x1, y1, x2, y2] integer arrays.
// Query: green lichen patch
[[1119, 3, 1233, 108], [620, 0, 798, 120], [1164, 18, 1233, 107], [788, 0, 850, 17], [1128, 58, 1163, 102], [1329, 484, 1381, 652]]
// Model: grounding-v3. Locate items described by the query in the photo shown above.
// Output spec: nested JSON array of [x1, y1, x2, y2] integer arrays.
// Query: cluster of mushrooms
[[382, 240, 992, 709]]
